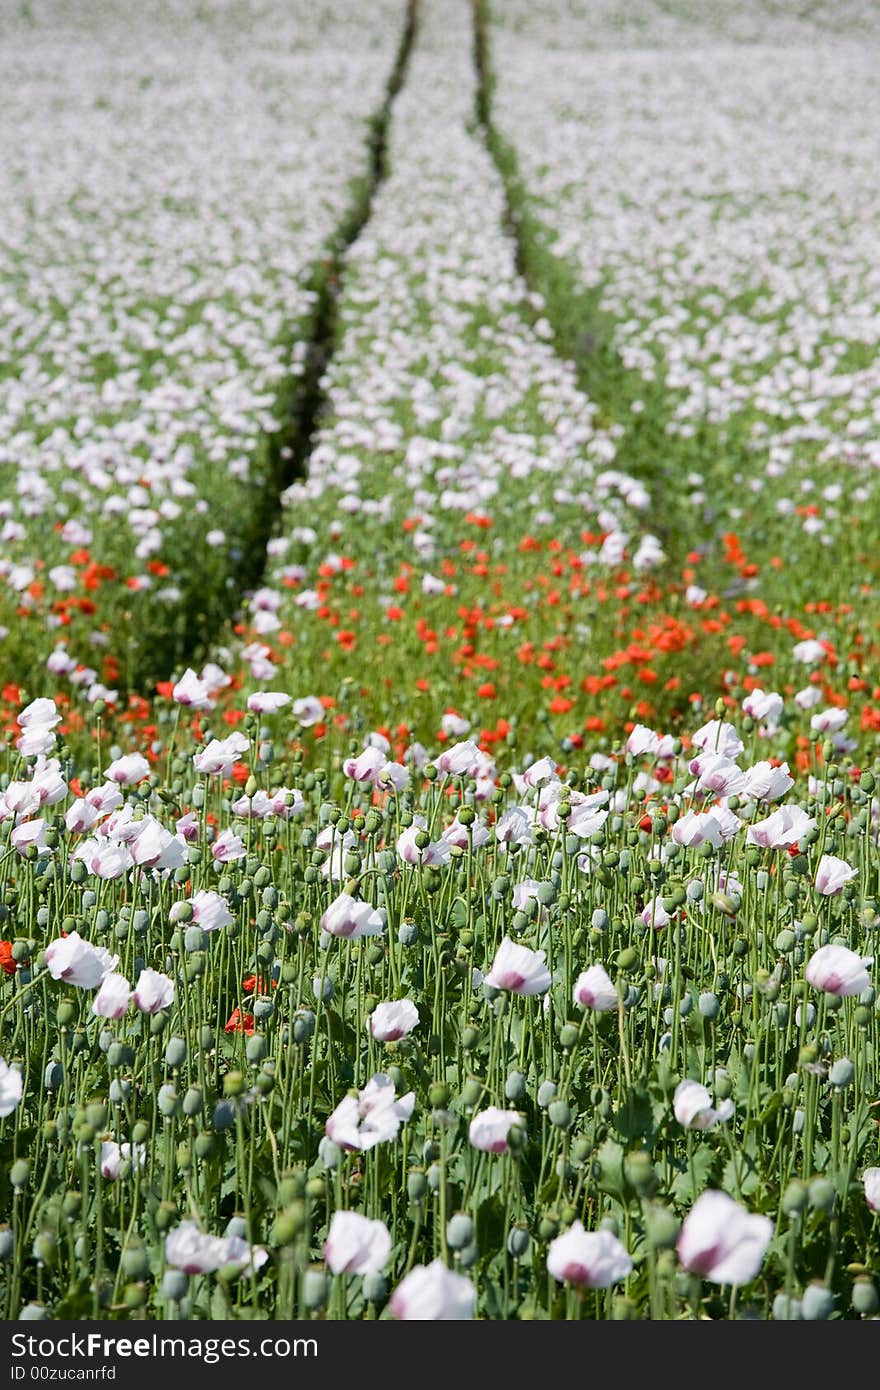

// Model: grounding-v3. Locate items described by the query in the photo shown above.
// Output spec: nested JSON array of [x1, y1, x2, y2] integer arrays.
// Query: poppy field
[[0, 0, 878, 1323]]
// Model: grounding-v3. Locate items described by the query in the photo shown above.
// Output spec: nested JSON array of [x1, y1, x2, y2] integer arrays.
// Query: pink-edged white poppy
[[370, 998, 419, 1042], [45, 932, 118, 989], [485, 937, 550, 996], [805, 943, 871, 997], [547, 1223, 632, 1288], [468, 1107, 524, 1153], [573, 964, 618, 1012], [677, 1191, 771, 1286], [390, 1260, 475, 1320], [324, 1211, 391, 1276]]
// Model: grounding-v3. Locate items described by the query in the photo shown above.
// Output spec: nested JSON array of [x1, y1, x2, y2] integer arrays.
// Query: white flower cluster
[[0, 0, 404, 683], [490, 0, 880, 547], [243, 0, 663, 673]]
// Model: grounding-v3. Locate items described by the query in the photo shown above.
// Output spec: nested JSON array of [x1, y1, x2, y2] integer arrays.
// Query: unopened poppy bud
[[698, 991, 719, 1020]]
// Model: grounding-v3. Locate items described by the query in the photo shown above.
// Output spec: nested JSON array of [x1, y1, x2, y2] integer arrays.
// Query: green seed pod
[[302, 1269, 328, 1310], [507, 1224, 530, 1257], [624, 1150, 657, 1196], [407, 1169, 427, 1202], [548, 1100, 572, 1130], [852, 1278, 879, 1316], [537, 1212, 559, 1241], [559, 1023, 581, 1050], [801, 1283, 834, 1321], [121, 1241, 149, 1281], [193, 1132, 216, 1160], [829, 1057, 855, 1088], [10, 1159, 30, 1188], [165, 1036, 188, 1069], [272, 1204, 306, 1246], [428, 1081, 450, 1108], [154, 1201, 177, 1233], [808, 1177, 835, 1214], [446, 1213, 474, 1250], [644, 1204, 679, 1249], [62, 1190, 82, 1219], [56, 998, 77, 1028], [182, 1086, 203, 1117]]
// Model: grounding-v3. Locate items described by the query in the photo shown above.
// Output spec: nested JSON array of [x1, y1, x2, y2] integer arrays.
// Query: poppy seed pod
[[852, 1279, 879, 1315], [446, 1213, 474, 1250], [537, 1080, 557, 1108], [801, 1283, 834, 1321]]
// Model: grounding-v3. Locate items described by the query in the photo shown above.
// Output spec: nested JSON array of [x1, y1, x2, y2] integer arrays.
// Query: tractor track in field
[[166, 0, 419, 685], [470, 0, 755, 579]]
